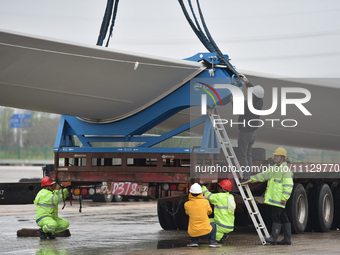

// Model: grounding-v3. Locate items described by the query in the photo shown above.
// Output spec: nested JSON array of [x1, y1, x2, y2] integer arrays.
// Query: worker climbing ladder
[[207, 109, 270, 245]]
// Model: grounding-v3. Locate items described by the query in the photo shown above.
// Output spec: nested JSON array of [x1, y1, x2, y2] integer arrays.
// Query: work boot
[[209, 242, 222, 248], [47, 232, 56, 239], [277, 223, 291, 245], [219, 233, 229, 244], [265, 223, 281, 245], [39, 229, 47, 240], [187, 242, 199, 247]]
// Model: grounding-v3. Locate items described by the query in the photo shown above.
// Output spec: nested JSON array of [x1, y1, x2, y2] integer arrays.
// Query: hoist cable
[[105, 0, 120, 47], [97, 0, 114, 46], [179, 0, 239, 77], [178, 0, 215, 52], [187, 0, 211, 48], [195, 0, 239, 76]]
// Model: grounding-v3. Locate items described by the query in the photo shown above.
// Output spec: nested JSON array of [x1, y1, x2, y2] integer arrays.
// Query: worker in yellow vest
[[202, 179, 236, 243], [34, 177, 70, 239], [242, 147, 293, 245]]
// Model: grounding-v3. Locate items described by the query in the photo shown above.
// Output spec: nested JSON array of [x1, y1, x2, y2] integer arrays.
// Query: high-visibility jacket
[[202, 185, 235, 240], [34, 188, 69, 221], [250, 162, 293, 208], [184, 193, 212, 237]]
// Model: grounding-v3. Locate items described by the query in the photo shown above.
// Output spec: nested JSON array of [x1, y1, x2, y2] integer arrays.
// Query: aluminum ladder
[[208, 110, 270, 245]]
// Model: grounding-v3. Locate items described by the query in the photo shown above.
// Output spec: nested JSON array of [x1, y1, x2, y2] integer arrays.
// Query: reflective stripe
[[203, 190, 208, 194], [36, 216, 46, 223], [283, 184, 293, 188], [254, 174, 260, 182], [283, 191, 291, 195], [215, 222, 234, 230], [274, 179, 282, 184], [214, 205, 229, 210], [268, 199, 283, 206], [207, 193, 212, 201], [261, 173, 267, 181], [57, 189, 62, 202], [51, 195, 55, 205], [46, 225, 56, 232], [38, 203, 55, 208], [56, 226, 66, 231]]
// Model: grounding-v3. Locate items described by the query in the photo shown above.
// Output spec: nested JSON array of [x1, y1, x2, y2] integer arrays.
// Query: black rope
[[178, 0, 214, 52], [97, 0, 120, 47], [178, 0, 239, 77], [97, 0, 114, 46], [187, 0, 212, 50], [195, 0, 238, 76], [105, 0, 120, 47]]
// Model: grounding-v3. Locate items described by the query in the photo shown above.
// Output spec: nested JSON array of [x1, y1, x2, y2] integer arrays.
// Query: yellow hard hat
[[273, 147, 287, 157]]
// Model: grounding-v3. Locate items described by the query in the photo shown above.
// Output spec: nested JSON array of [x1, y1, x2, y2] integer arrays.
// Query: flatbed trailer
[[40, 52, 340, 236], [47, 149, 340, 234]]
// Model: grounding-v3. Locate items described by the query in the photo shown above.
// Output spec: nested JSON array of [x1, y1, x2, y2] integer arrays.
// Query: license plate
[[106, 182, 148, 196]]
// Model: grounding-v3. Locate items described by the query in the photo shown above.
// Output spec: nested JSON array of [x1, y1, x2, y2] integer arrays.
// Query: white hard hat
[[189, 183, 202, 194], [252, 85, 264, 99]]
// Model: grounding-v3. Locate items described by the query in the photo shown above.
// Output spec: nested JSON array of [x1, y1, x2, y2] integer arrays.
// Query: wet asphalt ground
[[2, 166, 340, 254], [1, 200, 340, 255]]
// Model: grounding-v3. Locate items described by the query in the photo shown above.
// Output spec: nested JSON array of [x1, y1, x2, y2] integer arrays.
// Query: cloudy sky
[[0, 0, 339, 77]]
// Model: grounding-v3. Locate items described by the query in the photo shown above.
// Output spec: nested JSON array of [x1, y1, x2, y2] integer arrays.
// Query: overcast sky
[[1, 0, 339, 77]]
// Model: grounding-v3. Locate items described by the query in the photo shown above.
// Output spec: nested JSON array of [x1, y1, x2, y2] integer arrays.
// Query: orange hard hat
[[41, 177, 55, 187], [218, 179, 232, 191]]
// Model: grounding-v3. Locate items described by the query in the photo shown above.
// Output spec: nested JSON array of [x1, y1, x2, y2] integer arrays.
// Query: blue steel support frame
[[54, 53, 242, 154]]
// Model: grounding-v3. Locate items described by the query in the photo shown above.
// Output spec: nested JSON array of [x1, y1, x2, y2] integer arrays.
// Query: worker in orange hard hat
[[34, 177, 70, 239], [202, 179, 236, 244]]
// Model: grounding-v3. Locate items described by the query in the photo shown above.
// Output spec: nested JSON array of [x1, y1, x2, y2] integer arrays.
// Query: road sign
[[10, 114, 32, 128]]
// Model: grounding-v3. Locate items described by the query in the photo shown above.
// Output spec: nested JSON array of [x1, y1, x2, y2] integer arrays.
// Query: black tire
[[331, 185, 340, 229], [104, 194, 114, 203], [312, 183, 334, 232], [112, 194, 123, 202], [91, 194, 105, 202], [286, 183, 308, 234], [91, 194, 115, 203], [235, 205, 251, 227], [304, 183, 314, 232], [157, 199, 177, 230], [174, 201, 189, 230]]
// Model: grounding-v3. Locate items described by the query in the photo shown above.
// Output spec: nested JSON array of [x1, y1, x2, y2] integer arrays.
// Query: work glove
[[240, 179, 252, 185], [239, 73, 249, 84]]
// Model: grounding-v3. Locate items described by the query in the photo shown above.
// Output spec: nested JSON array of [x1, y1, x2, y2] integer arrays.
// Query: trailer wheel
[[157, 199, 177, 230], [331, 185, 340, 229], [173, 201, 189, 230], [304, 183, 314, 231], [104, 194, 114, 202], [92, 194, 122, 202], [287, 183, 308, 233], [112, 194, 123, 202], [313, 183, 334, 232]]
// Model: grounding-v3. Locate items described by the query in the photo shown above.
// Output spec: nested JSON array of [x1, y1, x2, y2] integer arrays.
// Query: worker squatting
[[213, 118, 298, 128], [195, 164, 291, 175]]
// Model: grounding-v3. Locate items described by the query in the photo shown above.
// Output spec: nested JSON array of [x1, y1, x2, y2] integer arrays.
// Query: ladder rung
[[210, 112, 269, 245]]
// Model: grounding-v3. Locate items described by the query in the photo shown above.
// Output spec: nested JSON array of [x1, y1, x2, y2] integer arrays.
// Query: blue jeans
[[190, 222, 217, 244]]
